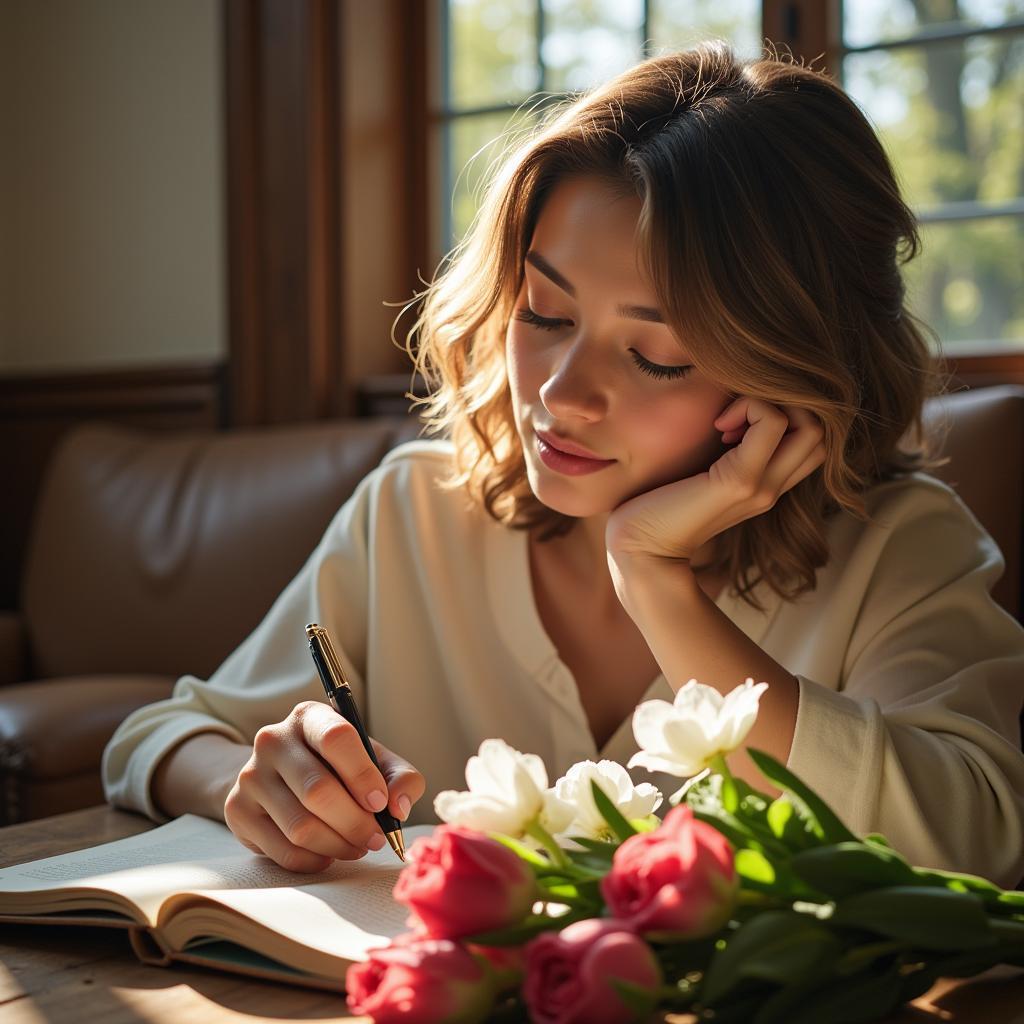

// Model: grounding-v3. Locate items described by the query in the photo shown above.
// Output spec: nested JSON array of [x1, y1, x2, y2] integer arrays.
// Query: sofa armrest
[[0, 611, 28, 687], [0, 675, 175, 824]]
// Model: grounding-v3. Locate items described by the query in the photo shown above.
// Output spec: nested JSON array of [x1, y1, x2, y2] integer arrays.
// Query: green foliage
[[699, 911, 843, 1004], [589, 779, 638, 842], [747, 748, 858, 845], [831, 887, 997, 950], [788, 842, 920, 898]]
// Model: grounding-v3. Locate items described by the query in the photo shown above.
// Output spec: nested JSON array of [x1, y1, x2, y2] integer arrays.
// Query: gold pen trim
[[306, 623, 352, 692]]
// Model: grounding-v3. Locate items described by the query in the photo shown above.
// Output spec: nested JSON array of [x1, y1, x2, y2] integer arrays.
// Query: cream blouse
[[102, 440, 1024, 887]]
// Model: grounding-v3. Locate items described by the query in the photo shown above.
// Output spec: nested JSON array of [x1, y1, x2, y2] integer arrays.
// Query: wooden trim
[[0, 362, 226, 610], [397, 0, 432, 339], [224, 0, 345, 425], [762, 0, 841, 73], [939, 349, 1024, 391], [0, 363, 226, 422]]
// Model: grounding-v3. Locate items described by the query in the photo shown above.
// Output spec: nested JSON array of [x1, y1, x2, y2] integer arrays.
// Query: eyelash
[[513, 307, 693, 381]]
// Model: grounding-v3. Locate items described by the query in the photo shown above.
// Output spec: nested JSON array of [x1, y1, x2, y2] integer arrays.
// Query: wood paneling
[[0, 363, 225, 609], [762, 0, 841, 71], [225, 0, 344, 425]]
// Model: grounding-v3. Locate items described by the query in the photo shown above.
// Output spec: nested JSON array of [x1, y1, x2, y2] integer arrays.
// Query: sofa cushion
[[21, 416, 423, 680], [0, 676, 174, 783]]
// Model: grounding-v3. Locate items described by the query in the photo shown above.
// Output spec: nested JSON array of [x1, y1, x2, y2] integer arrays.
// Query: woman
[[103, 42, 1024, 887]]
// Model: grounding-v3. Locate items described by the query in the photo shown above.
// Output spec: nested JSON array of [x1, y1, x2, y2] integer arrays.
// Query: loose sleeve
[[786, 482, 1024, 887], [101, 467, 378, 823]]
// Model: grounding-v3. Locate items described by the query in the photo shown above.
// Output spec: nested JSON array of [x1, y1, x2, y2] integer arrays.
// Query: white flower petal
[[630, 699, 677, 752], [627, 749, 699, 778]]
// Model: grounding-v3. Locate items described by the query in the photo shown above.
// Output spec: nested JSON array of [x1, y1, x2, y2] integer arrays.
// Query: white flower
[[628, 678, 769, 778], [553, 760, 662, 843], [433, 738, 574, 838]]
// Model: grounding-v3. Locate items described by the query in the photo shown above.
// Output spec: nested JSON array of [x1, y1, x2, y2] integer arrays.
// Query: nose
[[538, 334, 608, 423]]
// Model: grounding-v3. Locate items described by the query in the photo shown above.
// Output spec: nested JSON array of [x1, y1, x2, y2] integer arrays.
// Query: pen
[[305, 623, 406, 862]]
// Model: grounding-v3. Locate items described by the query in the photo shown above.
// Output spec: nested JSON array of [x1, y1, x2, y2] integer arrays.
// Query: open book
[[0, 813, 434, 991]]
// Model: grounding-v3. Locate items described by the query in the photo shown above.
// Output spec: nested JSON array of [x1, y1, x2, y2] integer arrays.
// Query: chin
[[524, 468, 615, 518]]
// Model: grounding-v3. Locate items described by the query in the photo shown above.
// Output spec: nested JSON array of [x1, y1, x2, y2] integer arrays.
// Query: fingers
[[714, 398, 825, 505], [371, 737, 428, 822], [225, 700, 426, 873], [299, 702, 392, 814], [269, 740, 385, 854]]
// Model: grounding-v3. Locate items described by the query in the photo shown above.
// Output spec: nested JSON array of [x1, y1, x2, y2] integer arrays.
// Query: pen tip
[[385, 830, 406, 862]]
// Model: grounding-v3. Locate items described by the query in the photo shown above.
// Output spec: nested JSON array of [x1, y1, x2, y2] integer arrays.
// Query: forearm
[[612, 554, 799, 795], [151, 732, 253, 821]]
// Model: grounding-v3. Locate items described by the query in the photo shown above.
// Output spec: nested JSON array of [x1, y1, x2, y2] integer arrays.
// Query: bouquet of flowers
[[346, 681, 1024, 1023]]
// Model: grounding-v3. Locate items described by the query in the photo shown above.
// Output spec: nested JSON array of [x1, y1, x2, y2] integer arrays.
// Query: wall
[[0, 0, 226, 373]]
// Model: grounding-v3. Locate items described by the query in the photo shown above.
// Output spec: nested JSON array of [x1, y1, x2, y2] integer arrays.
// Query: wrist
[[608, 550, 701, 616], [152, 733, 251, 821]]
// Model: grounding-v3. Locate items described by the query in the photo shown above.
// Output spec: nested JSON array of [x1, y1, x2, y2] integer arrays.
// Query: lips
[[534, 428, 613, 462]]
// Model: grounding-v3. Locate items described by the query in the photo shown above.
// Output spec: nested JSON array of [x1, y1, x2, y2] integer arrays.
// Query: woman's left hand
[[605, 398, 826, 563]]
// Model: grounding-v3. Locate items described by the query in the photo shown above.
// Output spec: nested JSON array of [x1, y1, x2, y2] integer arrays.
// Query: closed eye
[[514, 307, 692, 381]]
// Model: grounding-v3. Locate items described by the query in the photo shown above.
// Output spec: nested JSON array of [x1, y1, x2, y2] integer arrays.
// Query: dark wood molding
[[940, 348, 1024, 390], [762, 0, 841, 73], [0, 362, 227, 610], [0, 363, 227, 422], [224, 0, 344, 425]]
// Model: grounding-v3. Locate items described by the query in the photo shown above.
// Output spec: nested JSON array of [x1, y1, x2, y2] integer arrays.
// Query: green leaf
[[773, 965, 905, 1024], [914, 865, 1006, 896], [608, 978, 659, 1018], [699, 911, 842, 1005], [563, 851, 614, 877], [490, 834, 553, 873], [863, 833, 893, 849], [691, 808, 762, 854], [735, 848, 777, 887], [568, 836, 617, 856], [766, 796, 818, 852], [831, 887, 997, 950], [789, 842, 920, 898], [747, 748, 857, 845], [589, 779, 638, 843], [467, 910, 589, 946]]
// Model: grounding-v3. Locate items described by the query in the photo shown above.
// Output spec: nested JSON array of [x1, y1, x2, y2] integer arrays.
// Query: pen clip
[[305, 622, 351, 692]]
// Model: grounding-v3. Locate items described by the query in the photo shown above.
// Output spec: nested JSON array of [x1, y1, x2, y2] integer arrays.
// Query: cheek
[[630, 391, 727, 473], [506, 327, 542, 399]]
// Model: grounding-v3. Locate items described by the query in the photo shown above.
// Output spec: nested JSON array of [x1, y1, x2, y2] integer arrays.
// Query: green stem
[[735, 890, 780, 908], [525, 820, 571, 872], [709, 753, 732, 782]]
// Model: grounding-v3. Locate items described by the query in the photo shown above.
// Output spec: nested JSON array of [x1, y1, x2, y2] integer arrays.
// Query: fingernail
[[367, 789, 387, 812], [367, 833, 385, 852], [397, 795, 412, 820]]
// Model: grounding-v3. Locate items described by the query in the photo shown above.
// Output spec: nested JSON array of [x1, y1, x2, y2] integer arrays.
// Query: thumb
[[372, 738, 426, 822]]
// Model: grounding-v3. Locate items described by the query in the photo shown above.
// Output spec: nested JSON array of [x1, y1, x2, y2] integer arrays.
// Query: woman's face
[[506, 174, 733, 519]]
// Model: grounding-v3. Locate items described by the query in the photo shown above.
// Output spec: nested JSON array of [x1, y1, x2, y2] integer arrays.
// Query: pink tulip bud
[[524, 918, 662, 1024], [393, 825, 536, 939], [601, 806, 737, 939], [346, 936, 494, 1024]]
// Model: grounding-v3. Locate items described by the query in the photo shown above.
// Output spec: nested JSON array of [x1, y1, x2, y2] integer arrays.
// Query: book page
[[0, 815, 250, 923], [0, 814, 430, 933], [159, 846, 420, 970]]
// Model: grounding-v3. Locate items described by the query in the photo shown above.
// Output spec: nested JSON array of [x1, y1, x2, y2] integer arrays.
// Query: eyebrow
[[524, 250, 665, 324]]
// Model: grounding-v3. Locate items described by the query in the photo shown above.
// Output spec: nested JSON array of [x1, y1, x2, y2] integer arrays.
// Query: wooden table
[[1, 806, 1023, 1023]]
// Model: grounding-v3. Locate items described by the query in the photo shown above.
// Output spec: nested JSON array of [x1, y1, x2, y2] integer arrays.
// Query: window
[[436, 0, 760, 247], [841, 0, 1024, 349], [437, 1, 1024, 349]]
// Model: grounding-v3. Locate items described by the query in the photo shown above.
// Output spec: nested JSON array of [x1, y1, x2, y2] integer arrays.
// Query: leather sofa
[[1, 387, 1022, 826]]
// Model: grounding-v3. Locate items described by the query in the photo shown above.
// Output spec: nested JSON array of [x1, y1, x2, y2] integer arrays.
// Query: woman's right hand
[[224, 700, 425, 872]]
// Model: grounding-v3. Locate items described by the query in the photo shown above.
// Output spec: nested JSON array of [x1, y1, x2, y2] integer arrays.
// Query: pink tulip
[[393, 824, 536, 939], [524, 918, 662, 1024], [346, 936, 493, 1024], [601, 805, 737, 938]]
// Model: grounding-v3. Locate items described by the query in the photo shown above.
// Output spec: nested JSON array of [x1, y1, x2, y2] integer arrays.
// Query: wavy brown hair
[[403, 41, 945, 609]]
